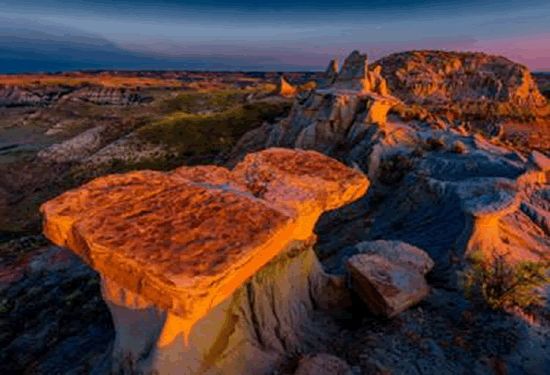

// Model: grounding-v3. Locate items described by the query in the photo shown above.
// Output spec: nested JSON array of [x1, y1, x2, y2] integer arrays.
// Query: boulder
[[347, 241, 433, 318], [354, 240, 434, 274], [41, 148, 369, 374], [294, 353, 353, 375]]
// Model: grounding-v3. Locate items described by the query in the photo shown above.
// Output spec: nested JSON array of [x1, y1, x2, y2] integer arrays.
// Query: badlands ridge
[[31, 50, 550, 374]]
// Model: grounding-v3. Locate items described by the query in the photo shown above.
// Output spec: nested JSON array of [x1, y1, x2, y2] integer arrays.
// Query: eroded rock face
[[373, 50, 547, 113], [321, 59, 339, 88], [347, 241, 433, 317], [251, 50, 400, 156], [38, 126, 106, 163], [62, 87, 150, 106], [0, 85, 70, 107], [228, 52, 549, 282], [41, 148, 369, 374]]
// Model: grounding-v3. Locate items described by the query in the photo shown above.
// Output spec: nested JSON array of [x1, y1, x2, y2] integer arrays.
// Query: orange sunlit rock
[[41, 148, 369, 337], [277, 76, 297, 97]]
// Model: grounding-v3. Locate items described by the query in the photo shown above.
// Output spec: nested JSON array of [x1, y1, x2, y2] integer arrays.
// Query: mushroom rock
[[458, 177, 550, 264], [277, 76, 297, 97], [41, 148, 369, 374]]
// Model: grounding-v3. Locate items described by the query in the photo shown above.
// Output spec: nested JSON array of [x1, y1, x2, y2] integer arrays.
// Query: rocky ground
[[0, 51, 549, 374]]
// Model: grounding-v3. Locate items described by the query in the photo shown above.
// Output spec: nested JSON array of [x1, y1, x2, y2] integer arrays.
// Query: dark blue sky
[[1, 0, 549, 71]]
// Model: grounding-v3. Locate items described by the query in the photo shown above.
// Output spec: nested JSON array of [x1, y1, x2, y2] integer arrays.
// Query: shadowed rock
[[347, 241, 433, 317], [321, 59, 339, 87], [294, 353, 353, 375]]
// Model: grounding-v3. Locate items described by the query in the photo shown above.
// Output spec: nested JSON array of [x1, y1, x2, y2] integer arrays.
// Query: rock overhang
[[41, 148, 369, 331]]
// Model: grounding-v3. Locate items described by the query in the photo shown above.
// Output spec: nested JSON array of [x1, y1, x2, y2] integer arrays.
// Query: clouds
[[0, 0, 549, 71]]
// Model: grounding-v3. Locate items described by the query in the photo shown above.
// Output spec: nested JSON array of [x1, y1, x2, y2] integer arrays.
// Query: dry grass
[[464, 251, 549, 311], [0, 73, 184, 88]]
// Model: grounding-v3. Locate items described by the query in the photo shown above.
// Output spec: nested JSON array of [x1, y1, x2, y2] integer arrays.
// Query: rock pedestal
[[41, 148, 369, 374]]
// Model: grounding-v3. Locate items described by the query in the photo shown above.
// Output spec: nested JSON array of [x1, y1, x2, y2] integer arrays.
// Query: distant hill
[[0, 20, 318, 73]]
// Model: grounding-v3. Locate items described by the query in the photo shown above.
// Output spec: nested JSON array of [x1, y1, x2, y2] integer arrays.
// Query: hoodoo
[[276, 76, 297, 97], [41, 148, 369, 374]]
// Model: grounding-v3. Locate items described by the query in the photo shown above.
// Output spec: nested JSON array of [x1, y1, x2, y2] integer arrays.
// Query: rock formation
[[41, 148, 368, 374], [21, 50, 550, 374], [38, 126, 106, 163], [0, 85, 71, 107], [372, 50, 548, 119], [230, 50, 550, 277], [347, 241, 434, 317], [276, 76, 297, 97], [62, 87, 150, 105], [0, 85, 148, 107], [321, 59, 339, 87], [242, 50, 400, 157]]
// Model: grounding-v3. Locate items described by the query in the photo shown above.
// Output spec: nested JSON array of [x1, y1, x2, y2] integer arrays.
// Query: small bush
[[425, 136, 445, 151], [378, 153, 414, 185], [463, 252, 549, 311]]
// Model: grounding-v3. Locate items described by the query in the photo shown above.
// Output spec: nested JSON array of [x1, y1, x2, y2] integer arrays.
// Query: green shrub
[[463, 252, 549, 311], [159, 90, 249, 114]]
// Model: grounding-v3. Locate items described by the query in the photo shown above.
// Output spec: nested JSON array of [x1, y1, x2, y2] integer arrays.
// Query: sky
[[0, 0, 549, 72]]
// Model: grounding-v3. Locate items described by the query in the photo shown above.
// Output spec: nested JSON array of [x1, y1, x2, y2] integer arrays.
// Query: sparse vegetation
[[450, 140, 466, 154], [389, 102, 430, 122], [137, 99, 291, 163], [159, 89, 253, 114], [425, 136, 446, 151], [463, 251, 550, 311], [378, 153, 415, 185]]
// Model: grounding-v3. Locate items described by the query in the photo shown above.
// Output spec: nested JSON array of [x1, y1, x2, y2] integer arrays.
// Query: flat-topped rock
[[41, 148, 368, 333]]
